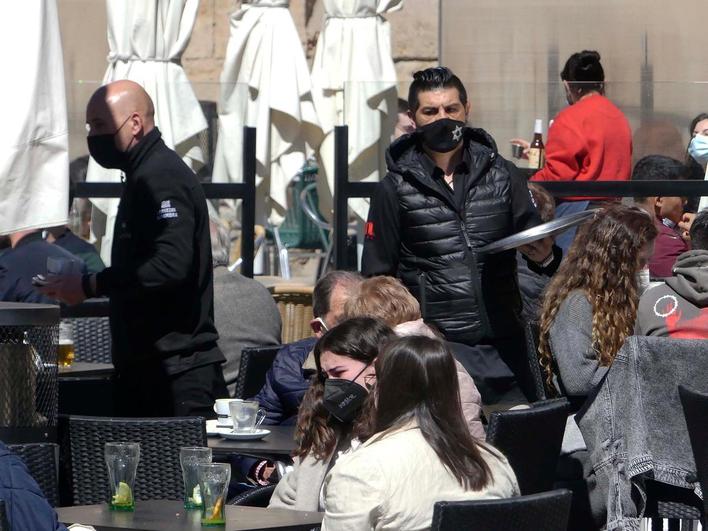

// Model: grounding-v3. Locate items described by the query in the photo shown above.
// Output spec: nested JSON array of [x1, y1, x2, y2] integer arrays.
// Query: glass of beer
[[58, 321, 75, 367]]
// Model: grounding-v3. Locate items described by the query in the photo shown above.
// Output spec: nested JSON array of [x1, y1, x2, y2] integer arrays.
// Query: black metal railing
[[332, 125, 708, 269], [74, 127, 257, 278]]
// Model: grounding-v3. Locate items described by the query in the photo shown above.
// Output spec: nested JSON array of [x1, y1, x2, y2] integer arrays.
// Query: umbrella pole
[[333, 125, 349, 270], [241, 126, 257, 278]]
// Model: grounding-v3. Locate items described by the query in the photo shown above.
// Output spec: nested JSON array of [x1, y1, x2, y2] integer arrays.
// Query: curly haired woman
[[538, 205, 658, 406]]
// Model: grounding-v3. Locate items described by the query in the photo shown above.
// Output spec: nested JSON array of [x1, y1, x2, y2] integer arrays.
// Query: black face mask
[[322, 365, 370, 423], [419, 118, 465, 153], [86, 115, 133, 171]]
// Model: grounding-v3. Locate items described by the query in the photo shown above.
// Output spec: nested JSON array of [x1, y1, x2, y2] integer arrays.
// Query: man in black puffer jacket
[[362, 67, 561, 400]]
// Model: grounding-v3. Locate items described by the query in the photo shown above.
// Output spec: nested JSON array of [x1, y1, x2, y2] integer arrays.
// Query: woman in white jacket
[[321, 336, 519, 530]]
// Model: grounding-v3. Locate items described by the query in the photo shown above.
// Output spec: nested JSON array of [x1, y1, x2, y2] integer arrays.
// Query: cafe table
[[57, 500, 323, 531], [208, 425, 296, 459], [58, 362, 115, 416], [58, 362, 114, 378]]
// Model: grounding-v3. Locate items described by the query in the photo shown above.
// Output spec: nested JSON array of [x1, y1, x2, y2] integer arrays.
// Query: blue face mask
[[688, 135, 708, 165]]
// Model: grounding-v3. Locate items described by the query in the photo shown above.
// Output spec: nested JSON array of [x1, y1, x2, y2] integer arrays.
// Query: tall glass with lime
[[105, 442, 140, 511]]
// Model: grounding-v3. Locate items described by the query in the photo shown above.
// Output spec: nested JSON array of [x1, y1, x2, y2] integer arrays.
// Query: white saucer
[[220, 428, 270, 441], [206, 419, 232, 437]]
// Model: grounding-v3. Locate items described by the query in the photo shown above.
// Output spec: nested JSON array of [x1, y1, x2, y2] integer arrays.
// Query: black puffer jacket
[[362, 128, 542, 345]]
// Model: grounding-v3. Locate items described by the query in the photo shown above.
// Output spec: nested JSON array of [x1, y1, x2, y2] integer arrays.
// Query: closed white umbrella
[[0, 0, 69, 235], [87, 0, 208, 263], [312, 0, 402, 221], [212, 0, 323, 226]]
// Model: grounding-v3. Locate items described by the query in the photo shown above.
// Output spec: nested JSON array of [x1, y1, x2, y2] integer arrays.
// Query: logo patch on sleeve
[[365, 221, 375, 240], [157, 200, 178, 220]]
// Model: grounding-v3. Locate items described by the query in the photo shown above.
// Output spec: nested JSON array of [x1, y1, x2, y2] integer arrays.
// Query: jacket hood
[[666, 249, 708, 306], [386, 126, 499, 176]]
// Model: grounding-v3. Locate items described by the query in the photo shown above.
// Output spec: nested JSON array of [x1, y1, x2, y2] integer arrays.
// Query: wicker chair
[[523, 321, 547, 402], [66, 416, 206, 505], [268, 285, 313, 344], [679, 385, 708, 523], [7, 442, 59, 507], [234, 345, 282, 399], [65, 316, 112, 364], [431, 489, 573, 531], [486, 398, 569, 495]]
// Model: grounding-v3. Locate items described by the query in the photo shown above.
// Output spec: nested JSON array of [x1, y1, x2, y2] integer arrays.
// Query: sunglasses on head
[[311, 317, 329, 335]]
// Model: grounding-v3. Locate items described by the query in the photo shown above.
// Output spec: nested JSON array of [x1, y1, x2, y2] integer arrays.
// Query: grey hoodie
[[635, 249, 708, 338]]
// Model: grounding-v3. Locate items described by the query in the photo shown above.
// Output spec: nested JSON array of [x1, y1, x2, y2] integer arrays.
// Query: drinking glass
[[105, 442, 140, 511], [180, 447, 212, 510], [197, 463, 231, 526], [58, 321, 75, 367], [228, 400, 266, 433]]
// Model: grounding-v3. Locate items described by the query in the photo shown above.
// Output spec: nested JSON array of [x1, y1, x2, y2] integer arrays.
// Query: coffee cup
[[213, 399, 237, 423]]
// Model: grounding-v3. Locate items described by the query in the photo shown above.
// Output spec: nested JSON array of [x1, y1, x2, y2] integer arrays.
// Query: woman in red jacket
[[517, 51, 633, 252]]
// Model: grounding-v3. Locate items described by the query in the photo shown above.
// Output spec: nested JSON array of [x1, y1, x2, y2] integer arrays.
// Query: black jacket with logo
[[95, 128, 224, 373], [362, 128, 544, 345]]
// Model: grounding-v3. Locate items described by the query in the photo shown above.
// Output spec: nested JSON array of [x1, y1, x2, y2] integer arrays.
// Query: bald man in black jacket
[[44, 80, 227, 417]]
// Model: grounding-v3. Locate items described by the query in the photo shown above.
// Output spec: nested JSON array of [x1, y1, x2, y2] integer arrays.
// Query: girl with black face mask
[[268, 317, 395, 513]]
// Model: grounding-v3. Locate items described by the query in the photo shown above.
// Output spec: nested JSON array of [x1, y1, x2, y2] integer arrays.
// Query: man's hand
[[510, 138, 530, 160], [519, 236, 554, 265], [38, 274, 87, 306], [679, 212, 695, 242]]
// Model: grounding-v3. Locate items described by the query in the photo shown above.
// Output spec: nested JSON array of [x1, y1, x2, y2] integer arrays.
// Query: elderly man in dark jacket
[[362, 67, 560, 399], [254, 271, 361, 425], [0, 442, 67, 531]]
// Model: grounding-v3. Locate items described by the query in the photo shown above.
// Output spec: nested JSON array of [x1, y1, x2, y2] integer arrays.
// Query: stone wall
[[182, 0, 439, 102], [57, 0, 437, 157]]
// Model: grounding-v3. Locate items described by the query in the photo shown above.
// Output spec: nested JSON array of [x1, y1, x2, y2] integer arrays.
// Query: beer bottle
[[528, 119, 545, 170]]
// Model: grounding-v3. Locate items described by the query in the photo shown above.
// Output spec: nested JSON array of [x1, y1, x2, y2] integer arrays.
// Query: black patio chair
[[67, 316, 112, 364], [8, 442, 59, 507], [235, 345, 281, 399], [679, 385, 708, 523], [523, 321, 546, 402], [229, 484, 276, 508], [486, 398, 569, 495], [66, 415, 206, 505], [431, 488, 572, 531]]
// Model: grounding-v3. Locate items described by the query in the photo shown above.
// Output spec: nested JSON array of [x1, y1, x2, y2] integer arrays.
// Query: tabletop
[[57, 500, 323, 531], [58, 362, 114, 378], [208, 425, 296, 458]]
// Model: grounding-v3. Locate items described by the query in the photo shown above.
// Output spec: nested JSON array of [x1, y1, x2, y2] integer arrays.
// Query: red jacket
[[531, 94, 632, 200]]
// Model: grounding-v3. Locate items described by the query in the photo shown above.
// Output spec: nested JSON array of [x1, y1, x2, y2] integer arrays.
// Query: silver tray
[[478, 209, 599, 254]]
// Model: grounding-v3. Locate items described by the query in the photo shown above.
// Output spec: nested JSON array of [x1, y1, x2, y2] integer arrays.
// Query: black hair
[[313, 317, 394, 378], [374, 336, 491, 490], [690, 210, 708, 251], [561, 50, 604, 96], [407, 67, 468, 113], [294, 317, 395, 460], [312, 270, 362, 321], [689, 113, 708, 137], [397, 98, 409, 114], [631, 155, 689, 202]]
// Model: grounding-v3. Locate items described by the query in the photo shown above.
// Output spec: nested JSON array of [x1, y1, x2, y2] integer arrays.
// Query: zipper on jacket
[[417, 271, 427, 320], [459, 217, 493, 339]]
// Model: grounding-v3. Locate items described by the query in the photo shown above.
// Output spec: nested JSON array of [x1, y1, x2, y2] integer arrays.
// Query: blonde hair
[[343, 276, 421, 327]]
